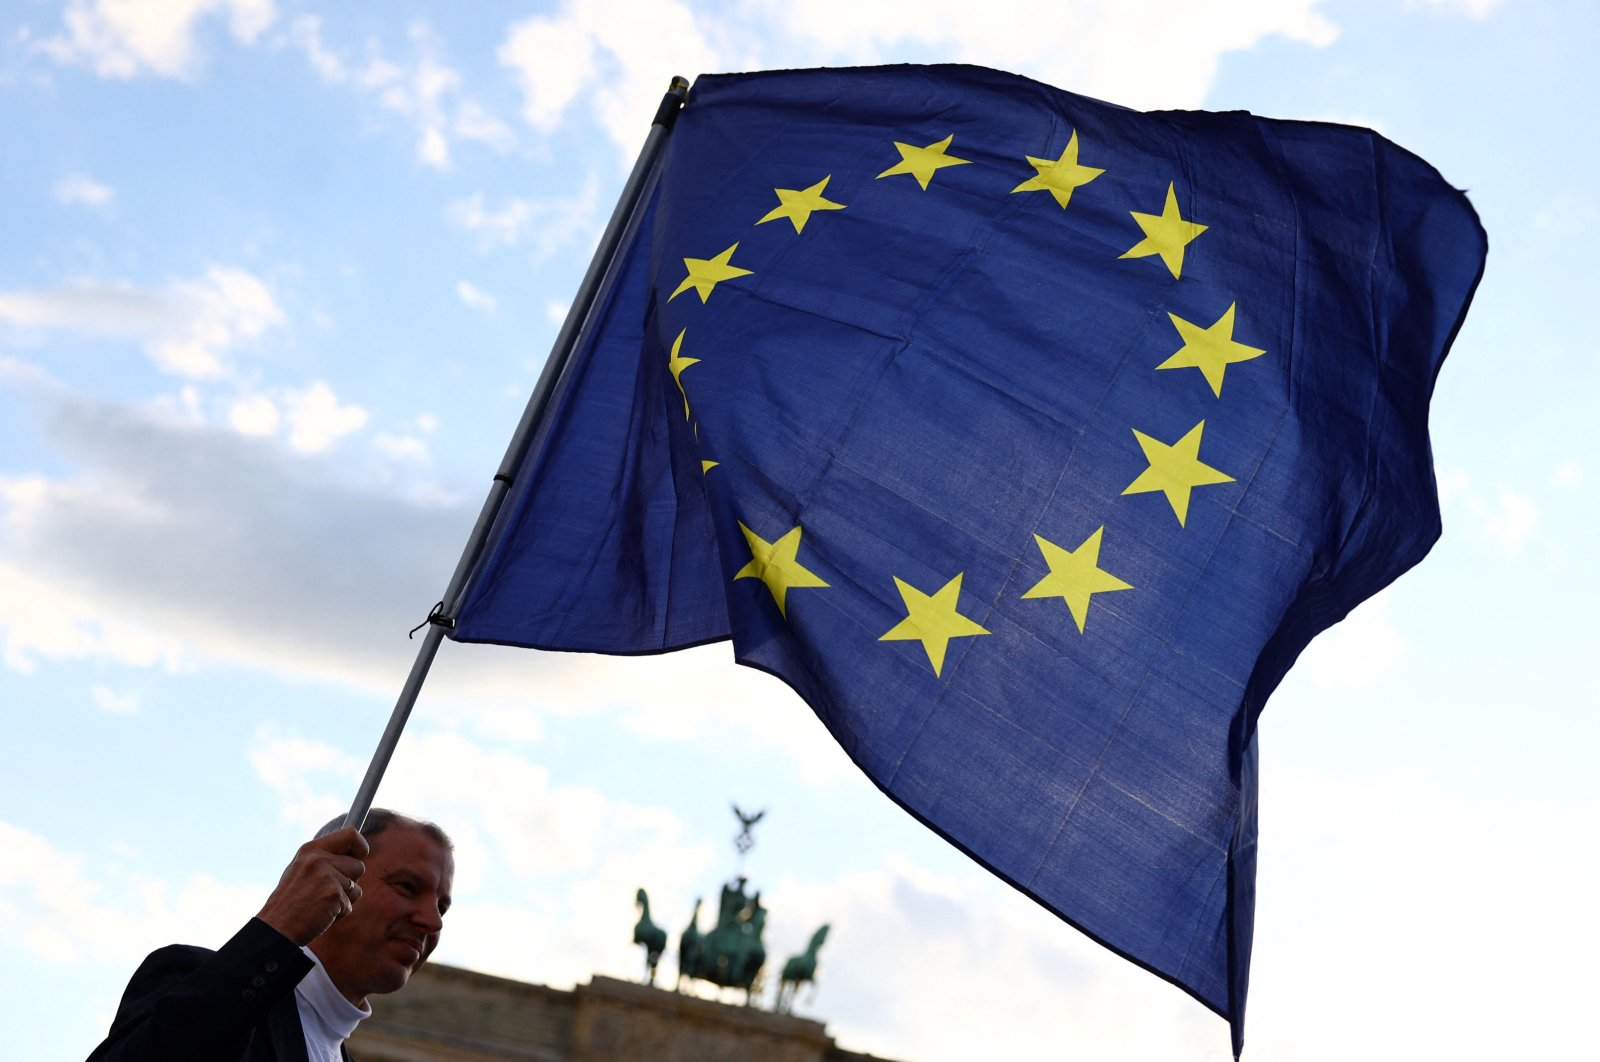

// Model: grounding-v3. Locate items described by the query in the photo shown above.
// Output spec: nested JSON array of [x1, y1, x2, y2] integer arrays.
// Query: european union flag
[[449, 65, 1485, 1054]]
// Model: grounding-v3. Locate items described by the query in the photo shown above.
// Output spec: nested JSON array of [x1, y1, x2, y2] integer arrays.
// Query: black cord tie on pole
[[409, 601, 455, 639]]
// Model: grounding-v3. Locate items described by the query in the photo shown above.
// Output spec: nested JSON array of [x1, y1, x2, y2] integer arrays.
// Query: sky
[[1, 1, 1596, 1060]]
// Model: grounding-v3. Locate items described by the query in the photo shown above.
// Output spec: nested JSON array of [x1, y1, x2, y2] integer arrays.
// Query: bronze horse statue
[[633, 887, 667, 985], [675, 876, 767, 1003], [675, 898, 703, 991], [776, 923, 830, 1013]]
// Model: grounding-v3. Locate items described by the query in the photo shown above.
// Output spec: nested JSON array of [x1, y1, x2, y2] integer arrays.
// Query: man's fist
[[256, 827, 372, 946]]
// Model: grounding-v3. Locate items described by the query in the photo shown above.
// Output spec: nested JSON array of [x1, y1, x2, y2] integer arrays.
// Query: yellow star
[[666, 329, 699, 420], [1120, 182, 1208, 278], [876, 134, 972, 190], [1010, 131, 1104, 209], [1021, 527, 1133, 633], [701, 460, 718, 474], [669, 243, 753, 303], [1157, 303, 1266, 397], [757, 176, 846, 233], [734, 523, 829, 618], [1121, 420, 1235, 526], [879, 572, 990, 677]]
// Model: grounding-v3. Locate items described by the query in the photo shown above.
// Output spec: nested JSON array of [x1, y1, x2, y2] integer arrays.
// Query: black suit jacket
[[87, 918, 353, 1062]]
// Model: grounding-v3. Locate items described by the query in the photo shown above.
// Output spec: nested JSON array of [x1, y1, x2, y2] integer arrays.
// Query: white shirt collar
[[295, 946, 371, 1062]]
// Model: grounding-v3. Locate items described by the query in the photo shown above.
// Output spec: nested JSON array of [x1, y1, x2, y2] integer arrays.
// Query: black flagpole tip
[[655, 76, 690, 129]]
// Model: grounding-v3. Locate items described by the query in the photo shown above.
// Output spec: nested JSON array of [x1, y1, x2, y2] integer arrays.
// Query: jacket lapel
[[259, 994, 311, 1062]]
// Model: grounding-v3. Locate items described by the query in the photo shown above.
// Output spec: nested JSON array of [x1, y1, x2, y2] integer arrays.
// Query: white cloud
[[375, 27, 468, 167], [227, 392, 280, 436], [53, 173, 116, 208], [0, 819, 262, 968], [1438, 470, 1541, 558], [0, 381, 572, 701], [415, 639, 857, 789], [761, 0, 1337, 108], [252, 726, 716, 902], [404, 732, 674, 881], [272, 726, 722, 986], [1531, 193, 1600, 235], [0, 281, 182, 339], [595, 647, 858, 789], [0, 473, 50, 529], [1434, 466, 1470, 509], [373, 432, 431, 463], [1294, 589, 1404, 693], [455, 280, 497, 312], [281, 380, 367, 453], [740, 852, 1221, 1060], [1481, 487, 1538, 555], [90, 684, 140, 714], [290, 16, 514, 169], [1550, 461, 1582, 488], [43, 0, 277, 79], [448, 194, 533, 247], [1248, 769, 1599, 1060], [498, 0, 1339, 157], [4, 379, 874, 785], [227, 383, 377, 454], [496, 16, 596, 134], [499, 0, 725, 155], [447, 179, 602, 262], [0, 266, 283, 379], [403, 481, 460, 509], [249, 727, 365, 828], [287, 13, 344, 80], [174, 384, 205, 422], [0, 560, 188, 675], [1406, 0, 1506, 19], [224, 0, 274, 41], [154, 267, 284, 378], [418, 127, 448, 168], [452, 99, 514, 151]]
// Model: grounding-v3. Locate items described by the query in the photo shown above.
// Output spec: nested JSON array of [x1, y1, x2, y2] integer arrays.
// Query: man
[[88, 809, 454, 1062]]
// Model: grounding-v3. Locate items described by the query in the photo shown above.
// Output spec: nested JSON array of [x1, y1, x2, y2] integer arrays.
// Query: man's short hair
[[316, 808, 453, 851]]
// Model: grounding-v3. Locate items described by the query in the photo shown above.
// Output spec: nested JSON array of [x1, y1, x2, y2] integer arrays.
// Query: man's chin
[[366, 967, 411, 999], [377, 942, 424, 988], [392, 939, 423, 968]]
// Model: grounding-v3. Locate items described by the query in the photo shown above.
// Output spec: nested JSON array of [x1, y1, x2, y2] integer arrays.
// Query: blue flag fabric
[[449, 65, 1485, 1054]]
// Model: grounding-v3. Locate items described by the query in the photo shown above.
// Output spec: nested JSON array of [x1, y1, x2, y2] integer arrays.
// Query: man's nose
[[412, 900, 445, 933]]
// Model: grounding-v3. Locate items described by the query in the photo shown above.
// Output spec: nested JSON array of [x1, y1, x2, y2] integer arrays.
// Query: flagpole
[[341, 75, 691, 831]]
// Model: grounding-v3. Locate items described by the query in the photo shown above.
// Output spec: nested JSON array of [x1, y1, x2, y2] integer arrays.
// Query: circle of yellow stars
[[661, 122, 1270, 678]]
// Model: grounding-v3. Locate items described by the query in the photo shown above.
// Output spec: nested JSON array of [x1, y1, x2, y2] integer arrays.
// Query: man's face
[[309, 824, 454, 1007]]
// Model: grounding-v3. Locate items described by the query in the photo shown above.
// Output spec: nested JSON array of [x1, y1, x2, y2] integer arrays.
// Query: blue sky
[[1, 1, 1596, 1059]]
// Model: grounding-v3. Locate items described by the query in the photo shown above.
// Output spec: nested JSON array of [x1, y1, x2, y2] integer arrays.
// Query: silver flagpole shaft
[[342, 75, 691, 830]]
